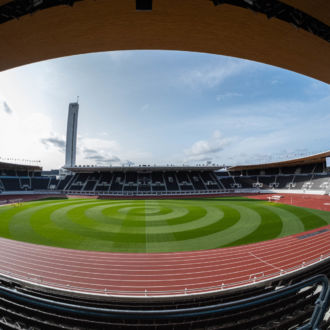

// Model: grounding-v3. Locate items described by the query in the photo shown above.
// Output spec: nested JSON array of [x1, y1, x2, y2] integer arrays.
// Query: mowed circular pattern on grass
[[0, 197, 329, 253]]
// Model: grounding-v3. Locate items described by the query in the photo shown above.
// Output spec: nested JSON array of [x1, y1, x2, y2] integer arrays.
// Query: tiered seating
[[234, 176, 256, 189], [310, 174, 330, 190], [293, 175, 312, 189], [151, 172, 166, 192], [218, 176, 235, 189], [138, 173, 151, 192], [164, 172, 180, 191], [188, 172, 206, 190], [95, 173, 112, 192], [1, 178, 21, 191], [258, 176, 276, 189], [276, 175, 294, 189], [67, 173, 88, 191], [83, 180, 97, 191], [31, 177, 50, 190], [200, 172, 221, 189], [57, 175, 73, 190], [110, 172, 125, 191], [48, 177, 59, 189], [19, 177, 31, 190]]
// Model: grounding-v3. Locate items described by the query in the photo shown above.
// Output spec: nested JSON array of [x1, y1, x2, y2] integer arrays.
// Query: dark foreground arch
[[0, 0, 329, 83]]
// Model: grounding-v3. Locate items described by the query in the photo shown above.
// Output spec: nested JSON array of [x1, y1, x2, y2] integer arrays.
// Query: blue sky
[[0, 50, 329, 170]]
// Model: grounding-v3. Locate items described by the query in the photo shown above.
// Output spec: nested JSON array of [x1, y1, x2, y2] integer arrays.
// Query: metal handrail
[[0, 274, 328, 329]]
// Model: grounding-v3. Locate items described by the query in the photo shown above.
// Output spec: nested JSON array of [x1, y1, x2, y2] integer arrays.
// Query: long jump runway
[[0, 225, 329, 297]]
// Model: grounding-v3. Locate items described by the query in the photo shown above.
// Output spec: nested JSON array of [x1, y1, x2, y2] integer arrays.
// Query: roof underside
[[229, 151, 330, 171], [0, 0, 329, 82], [65, 165, 223, 173], [0, 161, 42, 171]]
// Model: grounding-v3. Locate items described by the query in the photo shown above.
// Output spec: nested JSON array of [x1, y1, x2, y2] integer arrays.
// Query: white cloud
[[41, 135, 66, 151], [184, 130, 233, 161], [180, 59, 253, 89]]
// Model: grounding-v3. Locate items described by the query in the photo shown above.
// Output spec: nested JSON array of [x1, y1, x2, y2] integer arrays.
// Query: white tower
[[65, 102, 79, 167]]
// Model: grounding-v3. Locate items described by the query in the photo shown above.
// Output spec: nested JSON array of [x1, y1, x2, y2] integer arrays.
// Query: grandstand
[[1, 152, 330, 197]]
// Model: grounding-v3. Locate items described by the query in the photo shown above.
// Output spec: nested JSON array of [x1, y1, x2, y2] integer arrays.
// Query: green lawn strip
[[145, 204, 261, 252], [145, 206, 224, 235], [102, 201, 190, 225], [298, 207, 330, 225], [49, 202, 138, 242], [145, 200, 176, 252], [111, 200, 146, 252], [257, 204, 305, 237], [223, 203, 283, 247], [143, 204, 235, 243], [7, 199, 90, 245], [274, 204, 328, 231]]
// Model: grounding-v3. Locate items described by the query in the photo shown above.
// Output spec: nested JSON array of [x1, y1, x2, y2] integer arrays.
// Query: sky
[[0, 50, 329, 170]]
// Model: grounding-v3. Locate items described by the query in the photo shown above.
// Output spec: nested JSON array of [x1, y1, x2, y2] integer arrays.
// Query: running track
[[0, 193, 329, 298]]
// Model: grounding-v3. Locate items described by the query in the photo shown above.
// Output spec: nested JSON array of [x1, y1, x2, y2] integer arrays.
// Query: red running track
[[0, 193, 329, 298]]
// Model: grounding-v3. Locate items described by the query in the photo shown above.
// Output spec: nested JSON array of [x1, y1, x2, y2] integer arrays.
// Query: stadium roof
[[229, 151, 330, 171], [0, 161, 42, 171], [0, 0, 329, 82], [65, 165, 223, 173]]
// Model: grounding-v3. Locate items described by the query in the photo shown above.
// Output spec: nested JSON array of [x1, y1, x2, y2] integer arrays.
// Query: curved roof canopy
[[229, 151, 330, 171], [0, 0, 329, 83]]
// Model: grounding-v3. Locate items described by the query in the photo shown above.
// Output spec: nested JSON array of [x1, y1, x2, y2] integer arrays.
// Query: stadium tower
[[65, 102, 79, 167]]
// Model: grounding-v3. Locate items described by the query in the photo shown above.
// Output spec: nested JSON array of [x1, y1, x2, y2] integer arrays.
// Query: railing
[[0, 253, 329, 298], [0, 274, 328, 329]]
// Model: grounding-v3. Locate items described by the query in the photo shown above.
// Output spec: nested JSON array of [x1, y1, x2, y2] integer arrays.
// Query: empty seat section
[[31, 178, 50, 190], [110, 172, 125, 191], [277, 175, 294, 189], [83, 180, 97, 191], [293, 175, 312, 189], [164, 172, 179, 191], [188, 172, 206, 190], [310, 174, 330, 190], [19, 177, 31, 190], [218, 176, 235, 189], [258, 176, 276, 189], [1, 178, 21, 191]]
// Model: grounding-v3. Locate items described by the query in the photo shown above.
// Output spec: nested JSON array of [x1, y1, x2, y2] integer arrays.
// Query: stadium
[[0, 0, 330, 330]]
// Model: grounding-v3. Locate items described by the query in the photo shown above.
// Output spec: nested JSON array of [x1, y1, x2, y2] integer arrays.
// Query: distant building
[[65, 102, 79, 167]]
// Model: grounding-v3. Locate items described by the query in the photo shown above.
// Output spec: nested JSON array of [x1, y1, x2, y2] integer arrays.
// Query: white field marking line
[[0, 236, 328, 276], [0, 263, 284, 288], [0, 235, 316, 264], [0, 233, 328, 268], [0, 256, 275, 282], [0, 222, 328, 259], [2, 223, 328, 260], [0, 237, 328, 274], [249, 252, 282, 271], [253, 244, 330, 265], [0, 252, 288, 282], [0, 238, 327, 278], [0, 252, 270, 274], [0, 255, 268, 278], [2, 251, 327, 284]]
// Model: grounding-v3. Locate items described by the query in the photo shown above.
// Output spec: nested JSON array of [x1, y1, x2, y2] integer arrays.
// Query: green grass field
[[0, 197, 329, 253]]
